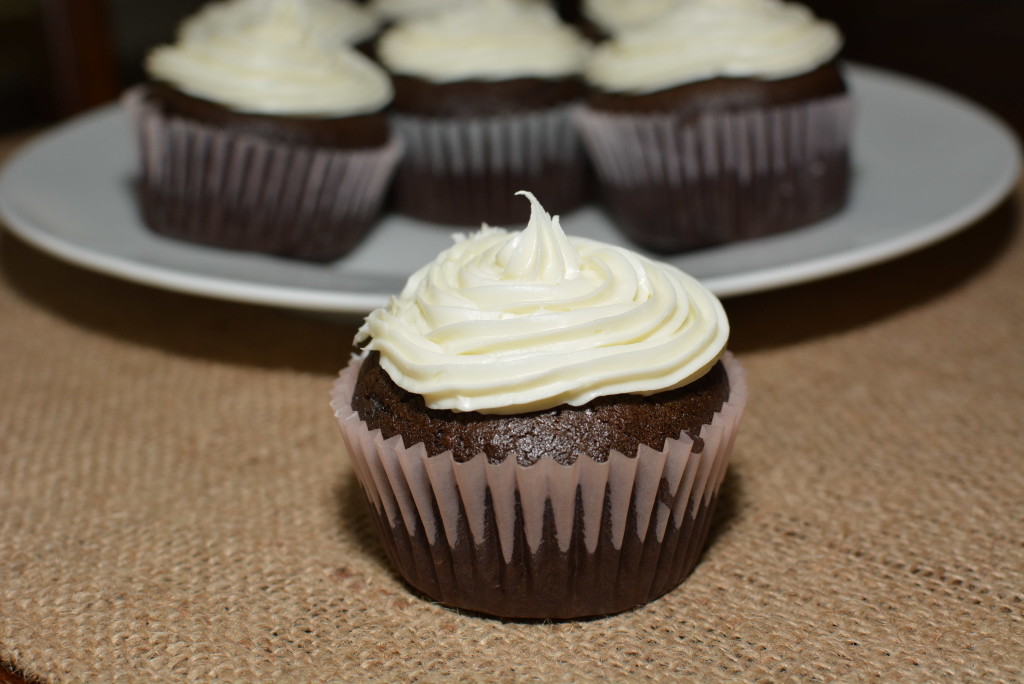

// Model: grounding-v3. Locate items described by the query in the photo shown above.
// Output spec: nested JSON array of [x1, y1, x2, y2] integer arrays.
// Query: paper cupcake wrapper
[[388, 104, 590, 225], [576, 95, 853, 252], [122, 86, 404, 261], [330, 354, 747, 619]]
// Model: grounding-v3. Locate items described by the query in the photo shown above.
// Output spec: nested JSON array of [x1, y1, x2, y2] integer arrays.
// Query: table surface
[[3, 51, 1024, 684]]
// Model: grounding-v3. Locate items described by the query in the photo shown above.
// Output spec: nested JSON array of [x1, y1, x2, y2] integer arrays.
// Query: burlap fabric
[[0, 130, 1021, 681]]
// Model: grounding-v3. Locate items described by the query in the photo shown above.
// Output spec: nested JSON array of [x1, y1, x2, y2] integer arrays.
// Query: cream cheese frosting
[[586, 0, 843, 95], [356, 192, 729, 414], [146, 0, 393, 117], [376, 0, 591, 83]]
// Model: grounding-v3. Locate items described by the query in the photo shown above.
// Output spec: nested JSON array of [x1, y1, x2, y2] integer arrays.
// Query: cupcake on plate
[[124, 0, 402, 261], [376, 0, 593, 226], [578, 0, 852, 253], [330, 192, 748, 619]]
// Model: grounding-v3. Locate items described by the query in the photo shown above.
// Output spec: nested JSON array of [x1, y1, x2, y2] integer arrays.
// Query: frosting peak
[[146, 0, 393, 117], [356, 193, 729, 414], [495, 192, 580, 283]]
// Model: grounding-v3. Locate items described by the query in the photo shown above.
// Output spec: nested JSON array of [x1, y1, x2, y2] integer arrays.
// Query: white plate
[[0, 64, 1019, 313]]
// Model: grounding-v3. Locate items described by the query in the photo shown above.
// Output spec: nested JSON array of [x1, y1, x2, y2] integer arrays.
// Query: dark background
[[0, 0, 1021, 136]]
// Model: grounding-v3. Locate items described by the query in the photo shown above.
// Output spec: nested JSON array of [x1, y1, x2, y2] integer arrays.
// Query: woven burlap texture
[[1, 165, 1022, 679]]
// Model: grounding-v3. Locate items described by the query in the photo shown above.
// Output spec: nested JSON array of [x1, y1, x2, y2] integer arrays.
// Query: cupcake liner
[[576, 95, 853, 253], [330, 353, 747, 619], [122, 86, 404, 261], [388, 105, 590, 226]]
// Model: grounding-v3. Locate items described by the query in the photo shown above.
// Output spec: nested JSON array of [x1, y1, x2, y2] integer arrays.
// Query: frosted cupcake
[[376, 0, 593, 226], [331, 192, 748, 619], [124, 0, 402, 261], [578, 0, 852, 253]]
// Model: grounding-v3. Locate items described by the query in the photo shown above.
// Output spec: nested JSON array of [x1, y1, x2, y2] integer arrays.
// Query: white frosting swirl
[[146, 0, 393, 117], [376, 0, 591, 83], [583, 0, 683, 35], [586, 0, 842, 94], [356, 192, 729, 414]]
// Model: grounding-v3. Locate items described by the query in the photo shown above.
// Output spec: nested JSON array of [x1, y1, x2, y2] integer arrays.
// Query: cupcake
[[376, 0, 593, 226], [578, 0, 852, 253], [330, 192, 748, 619], [124, 0, 402, 261]]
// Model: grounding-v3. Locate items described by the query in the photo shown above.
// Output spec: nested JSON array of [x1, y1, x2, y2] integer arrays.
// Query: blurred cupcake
[[578, 0, 852, 253], [331, 192, 748, 619], [376, 0, 593, 226], [124, 0, 402, 261]]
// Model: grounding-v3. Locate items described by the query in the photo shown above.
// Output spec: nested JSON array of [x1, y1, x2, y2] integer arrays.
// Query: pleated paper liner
[[388, 104, 590, 226], [122, 85, 404, 262], [576, 95, 853, 253], [331, 354, 748, 619]]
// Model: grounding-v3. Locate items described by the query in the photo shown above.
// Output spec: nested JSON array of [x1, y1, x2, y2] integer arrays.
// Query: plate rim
[[1, 63, 1020, 312]]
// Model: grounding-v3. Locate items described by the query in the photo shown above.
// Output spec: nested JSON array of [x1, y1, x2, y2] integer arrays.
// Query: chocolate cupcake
[[331, 192, 748, 619], [577, 0, 853, 253], [124, 0, 402, 261], [376, 0, 593, 226]]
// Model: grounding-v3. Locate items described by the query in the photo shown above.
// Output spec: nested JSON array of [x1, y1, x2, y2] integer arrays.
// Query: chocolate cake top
[[351, 350, 731, 464], [587, 61, 847, 115], [143, 82, 391, 148]]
